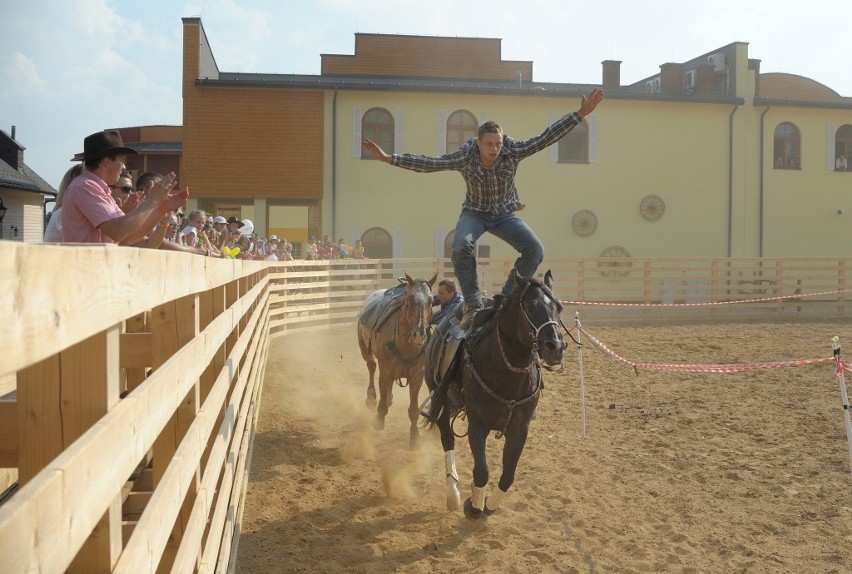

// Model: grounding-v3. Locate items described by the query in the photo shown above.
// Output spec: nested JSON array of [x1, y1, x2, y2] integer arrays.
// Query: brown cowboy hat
[[71, 130, 138, 161], [226, 216, 245, 228]]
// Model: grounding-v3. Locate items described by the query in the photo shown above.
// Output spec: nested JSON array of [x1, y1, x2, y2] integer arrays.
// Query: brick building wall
[[182, 21, 324, 201], [321, 34, 533, 82]]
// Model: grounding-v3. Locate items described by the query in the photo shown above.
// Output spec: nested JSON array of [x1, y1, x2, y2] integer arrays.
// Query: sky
[[2, 0, 850, 191]]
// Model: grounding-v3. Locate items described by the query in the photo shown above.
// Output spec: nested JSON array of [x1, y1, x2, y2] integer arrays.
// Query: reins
[[463, 347, 542, 439], [389, 285, 432, 385], [461, 279, 558, 438]]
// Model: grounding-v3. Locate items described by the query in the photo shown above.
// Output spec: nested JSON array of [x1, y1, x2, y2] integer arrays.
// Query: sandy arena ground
[[236, 318, 852, 573]]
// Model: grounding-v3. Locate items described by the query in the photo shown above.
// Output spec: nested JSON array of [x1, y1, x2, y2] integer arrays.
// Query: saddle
[[429, 314, 466, 388], [429, 298, 500, 391], [357, 283, 407, 332]]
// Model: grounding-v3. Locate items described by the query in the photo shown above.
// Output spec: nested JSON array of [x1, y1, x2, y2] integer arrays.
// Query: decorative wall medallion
[[572, 209, 598, 237], [597, 245, 632, 276], [639, 194, 665, 221]]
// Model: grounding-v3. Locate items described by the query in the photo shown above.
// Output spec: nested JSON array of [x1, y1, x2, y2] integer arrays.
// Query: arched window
[[446, 110, 478, 152], [360, 108, 394, 160], [442, 229, 455, 272], [835, 124, 852, 171], [443, 229, 487, 273], [557, 120, 589, 163], [773, 122, 800, 169], [443, 230, 454, 259], [361, 226, 392, 258]]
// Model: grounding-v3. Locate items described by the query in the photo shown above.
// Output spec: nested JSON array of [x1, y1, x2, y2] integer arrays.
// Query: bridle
[[462, 278, 564, 438], [400, 285, 431, 343], [392, 283, 432, 367], [496, 280, 565, 373]]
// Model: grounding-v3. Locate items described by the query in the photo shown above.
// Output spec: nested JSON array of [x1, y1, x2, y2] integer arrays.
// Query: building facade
[[181, 18, 852, 260], [0, 127, 56, 243]]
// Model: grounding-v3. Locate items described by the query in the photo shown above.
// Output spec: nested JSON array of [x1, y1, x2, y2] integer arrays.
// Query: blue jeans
[[451, 209, 544, 307]]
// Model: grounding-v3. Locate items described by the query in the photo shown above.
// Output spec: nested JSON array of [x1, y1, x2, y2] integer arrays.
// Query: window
[[361, 226, 392, 259], [557, 120, 589, 163], [835, 124, 852, 171], [773, 122, 800, 169], [360, 108, 394, 160], [446, 110, 478, 152], [443, 229, 455, 272]]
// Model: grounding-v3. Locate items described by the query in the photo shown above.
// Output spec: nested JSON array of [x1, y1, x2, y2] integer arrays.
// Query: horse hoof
[[447, 489, 461, 510], [374, 417, 385, 431], [463, 498, 485, 519], [365, 397, 377, 410]]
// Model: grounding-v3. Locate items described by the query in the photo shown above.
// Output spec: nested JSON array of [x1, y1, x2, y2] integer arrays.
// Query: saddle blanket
[[358, 283, 407, 332]]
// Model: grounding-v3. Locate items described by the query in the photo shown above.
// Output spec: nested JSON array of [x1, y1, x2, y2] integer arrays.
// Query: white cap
[[212, 216, 227, 224]]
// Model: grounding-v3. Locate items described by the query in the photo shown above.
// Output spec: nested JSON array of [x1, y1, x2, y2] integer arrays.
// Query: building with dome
[[177, 17, 852, 259]]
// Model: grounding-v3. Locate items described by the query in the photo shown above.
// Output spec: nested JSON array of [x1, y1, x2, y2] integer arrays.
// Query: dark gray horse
[[423, 269, 566, 517]]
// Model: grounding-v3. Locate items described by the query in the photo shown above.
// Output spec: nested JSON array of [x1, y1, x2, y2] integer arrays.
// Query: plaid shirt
[[391, 112, 584, 214]]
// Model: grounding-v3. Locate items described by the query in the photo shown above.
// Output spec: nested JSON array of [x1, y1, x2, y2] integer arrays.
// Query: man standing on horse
[[363, 88, 604, 329]]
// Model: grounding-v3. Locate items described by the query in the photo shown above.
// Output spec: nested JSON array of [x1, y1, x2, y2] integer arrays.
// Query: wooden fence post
[[711, 260, 719, 318], [643, 260, 652, 318], [150, 294, 200, 570], [124, 312, 149, 393], [18, 326, 123, 572]]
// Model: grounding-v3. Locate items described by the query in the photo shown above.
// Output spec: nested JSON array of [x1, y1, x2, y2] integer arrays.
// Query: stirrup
[[419, 392, 442, 421]]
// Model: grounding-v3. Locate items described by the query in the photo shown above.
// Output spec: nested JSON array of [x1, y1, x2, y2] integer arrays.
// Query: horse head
[[401, 272, 437, 345], [509, 269, 566, 368]]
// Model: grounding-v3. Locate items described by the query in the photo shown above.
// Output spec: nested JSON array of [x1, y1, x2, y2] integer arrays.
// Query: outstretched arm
[[362, 139, 392, 163], [577, 88, 605, 118]]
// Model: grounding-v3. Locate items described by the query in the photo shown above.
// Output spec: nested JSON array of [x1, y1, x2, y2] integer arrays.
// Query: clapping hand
[[161, 186, 189, 212], [120, 191, 143, 214]]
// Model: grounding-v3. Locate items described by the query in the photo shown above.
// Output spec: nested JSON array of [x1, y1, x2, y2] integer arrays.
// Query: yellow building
[[181, 17, 852, 259]]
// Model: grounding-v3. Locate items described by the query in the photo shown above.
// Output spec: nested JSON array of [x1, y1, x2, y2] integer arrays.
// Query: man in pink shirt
[[62, 130, 189, 243]]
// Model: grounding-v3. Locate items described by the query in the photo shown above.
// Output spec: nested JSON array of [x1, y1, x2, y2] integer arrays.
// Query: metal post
[[575, 311, 586, 439], [831, 336, 852, 477]]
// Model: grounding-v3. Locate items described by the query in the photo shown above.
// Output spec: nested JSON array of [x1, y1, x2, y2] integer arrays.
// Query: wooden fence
[[2, 244, 851, 573], [266, 256, 852, 332]]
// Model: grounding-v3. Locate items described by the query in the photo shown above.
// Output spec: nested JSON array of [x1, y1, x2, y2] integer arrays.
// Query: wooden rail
[[2, 244, 851, 573], [1, 243, 268, 574]]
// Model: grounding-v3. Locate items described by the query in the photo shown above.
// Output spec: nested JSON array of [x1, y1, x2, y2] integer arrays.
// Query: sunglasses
[[110, 185, 133, 194]]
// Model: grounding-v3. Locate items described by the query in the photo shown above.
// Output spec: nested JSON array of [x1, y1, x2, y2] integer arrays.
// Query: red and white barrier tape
[[578, 326, 844, 374], [561, 287, 852, 308]]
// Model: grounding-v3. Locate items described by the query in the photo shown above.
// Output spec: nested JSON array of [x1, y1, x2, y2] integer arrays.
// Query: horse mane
[[467, 275, 561, 342], [505, 274, 563, 314]]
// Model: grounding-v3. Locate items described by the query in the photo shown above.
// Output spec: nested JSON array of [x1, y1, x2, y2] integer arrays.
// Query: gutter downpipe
[[332, 86, 339, 239], [758, 105, 771, 258], [727, 103, 740, 257]]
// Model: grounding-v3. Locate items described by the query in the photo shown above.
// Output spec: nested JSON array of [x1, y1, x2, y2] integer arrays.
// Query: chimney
[[749, 58, 762, 97], [696, 65, 715, 95], [601, 60, 621, 91], [659, 63, 685, 94], [0, 126, 24, 170]]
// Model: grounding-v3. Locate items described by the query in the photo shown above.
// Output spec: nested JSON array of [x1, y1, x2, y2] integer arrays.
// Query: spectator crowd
[[44, 129, 368, 262]]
